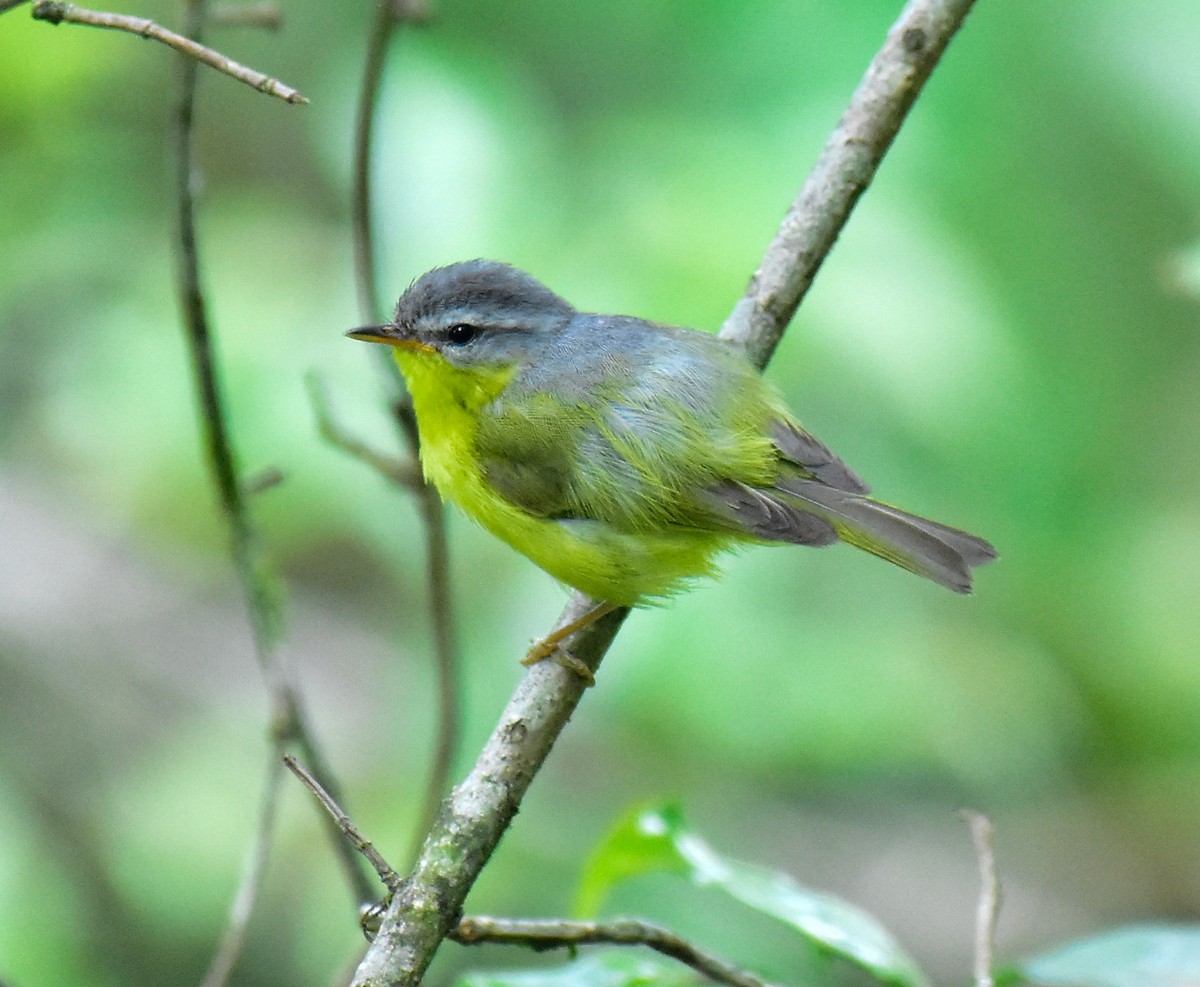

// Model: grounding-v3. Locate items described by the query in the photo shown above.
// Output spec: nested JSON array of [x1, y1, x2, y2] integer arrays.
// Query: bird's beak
[[345, 324, 435, 353]]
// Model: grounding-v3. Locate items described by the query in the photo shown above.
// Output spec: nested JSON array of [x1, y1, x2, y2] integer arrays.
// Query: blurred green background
[[2, 1, 1199, 985]]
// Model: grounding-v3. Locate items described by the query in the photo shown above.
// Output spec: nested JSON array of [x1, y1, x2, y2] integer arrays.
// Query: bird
[[348, 260, 995, 669]]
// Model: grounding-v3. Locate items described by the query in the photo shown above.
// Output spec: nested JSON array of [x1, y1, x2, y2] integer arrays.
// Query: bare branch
[[0, 0, 31, 14], [285, 755, 404, 895], [351, 601, 626, 987], [209, 1, 281, 30], [169, 4, 373, 977], [243, 466, 286, 496], [348, 0, 461, 871], [719, 0, 979, 369], [199, 752, 287, 987], [308, 373, 423, 490], [30, 0, 307, 103], [352, 1, 980, 984], [392, 399, 461, 870], [277, 763, 767, 987], [453, 916, 780, 987], [962, 809, 1000, 987], [353, 0, 412, 322]]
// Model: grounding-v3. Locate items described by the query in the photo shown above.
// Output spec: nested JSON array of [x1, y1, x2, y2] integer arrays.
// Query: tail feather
[[775, 478, 997, 593]]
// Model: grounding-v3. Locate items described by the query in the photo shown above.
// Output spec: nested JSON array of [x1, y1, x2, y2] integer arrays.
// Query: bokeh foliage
[[2, 1, 1199, 985]]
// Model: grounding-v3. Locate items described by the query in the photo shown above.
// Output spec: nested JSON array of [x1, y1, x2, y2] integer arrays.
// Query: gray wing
[[703, 479, 839, 546], [475, 395, 582, 519], [697, 419, 870, 543], [770, 421, 868, 493]]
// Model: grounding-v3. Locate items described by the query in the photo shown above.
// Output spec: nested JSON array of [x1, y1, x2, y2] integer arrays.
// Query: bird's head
[[347, 260, 576, 375]]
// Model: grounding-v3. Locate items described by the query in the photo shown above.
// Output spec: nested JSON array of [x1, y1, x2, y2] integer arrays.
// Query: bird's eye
[[446, 323, 479, 346]]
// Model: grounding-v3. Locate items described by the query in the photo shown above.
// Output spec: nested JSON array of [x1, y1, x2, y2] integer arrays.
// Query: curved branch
[[171, 0, 373, 960], [348, 0, 459, 871], [351, 1, 980, 984], [453, 916, 781, 987]]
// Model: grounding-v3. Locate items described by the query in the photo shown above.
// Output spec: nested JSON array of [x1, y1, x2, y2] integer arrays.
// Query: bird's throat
[[392, 349, 516, 492]]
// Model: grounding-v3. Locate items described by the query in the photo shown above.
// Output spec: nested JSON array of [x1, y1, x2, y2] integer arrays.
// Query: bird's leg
[[522, 600, 618, 684]]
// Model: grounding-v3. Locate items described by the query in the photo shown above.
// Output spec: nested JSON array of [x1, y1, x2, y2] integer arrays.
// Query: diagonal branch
[[351, 1, 980, 984], [288, 750, 776, 987], [286, 755, 404, 897], [30, 0, 306, 103], [717, 0, 976, 367], [353, 601, 624, 987]]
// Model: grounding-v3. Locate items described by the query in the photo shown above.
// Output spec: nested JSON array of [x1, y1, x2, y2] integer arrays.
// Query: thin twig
[[169, 4, 313, 980], [393, 399, 460, 869], [209, 0, 280, 30], [275, 712, 378, 909], [243, 466, 286, 496], [351, 600, 625, 987], [351, 0, 394, 324], [30, 0, 306, 103], [199, 752, 287, 987], [453, 916, 779, 987], [962, 809, 1000, 987], [285, 755, 404, 895], [352, 1, 980, 984], [308, 372, 463, 838], [308, 373, 423, 489], [349, 0, 460, 870], [170, 4, 374, 980], [280, 761, 766, 987]]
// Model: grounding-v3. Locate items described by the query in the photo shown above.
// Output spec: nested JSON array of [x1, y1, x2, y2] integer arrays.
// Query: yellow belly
[[396, 351, 727, 606]]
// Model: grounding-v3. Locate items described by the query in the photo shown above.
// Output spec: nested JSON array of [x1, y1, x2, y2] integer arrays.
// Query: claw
[[520, 601, 617, 684]]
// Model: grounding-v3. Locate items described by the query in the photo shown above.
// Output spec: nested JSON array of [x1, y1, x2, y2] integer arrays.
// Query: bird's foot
[[521, 647, 596, 686], [520, 600, 617, 685]]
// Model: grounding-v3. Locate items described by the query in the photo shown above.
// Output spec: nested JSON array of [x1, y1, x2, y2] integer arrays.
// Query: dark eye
[[446, 323, 478, 346]]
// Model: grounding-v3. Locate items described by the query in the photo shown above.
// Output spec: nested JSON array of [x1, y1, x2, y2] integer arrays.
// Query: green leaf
[[1019, 925, 1200, 987], [575, 803, 691, 918], [576, 802, 929, 987], [456, 951, 699, 987]]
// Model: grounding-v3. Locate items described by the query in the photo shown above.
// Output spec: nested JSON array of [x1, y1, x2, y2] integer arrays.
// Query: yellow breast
[[393, 350, 727, 605]]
